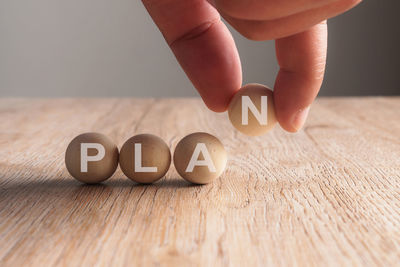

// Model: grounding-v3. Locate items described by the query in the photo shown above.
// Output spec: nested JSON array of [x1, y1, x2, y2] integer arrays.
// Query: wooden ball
[[173, 132, 227, 184], [65, 132, 119, 184], [228, 83, 277, 136], [119, 134, 171, 184]]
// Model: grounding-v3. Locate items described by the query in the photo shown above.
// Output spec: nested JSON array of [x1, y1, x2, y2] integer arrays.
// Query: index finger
[[142, 0, 242, 112]]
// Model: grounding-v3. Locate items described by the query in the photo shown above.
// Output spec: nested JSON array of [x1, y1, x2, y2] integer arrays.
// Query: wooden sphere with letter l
[[228, 83, 277, 136], [119, 134, 171, 184], [65, 132, 119, 184], [173, 132, 227, 184]]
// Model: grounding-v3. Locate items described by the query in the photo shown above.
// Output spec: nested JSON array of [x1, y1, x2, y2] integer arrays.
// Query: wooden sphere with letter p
[[65, 132, 119, 184], [173, 132, 227, 184], [228, 83, 277, 136]]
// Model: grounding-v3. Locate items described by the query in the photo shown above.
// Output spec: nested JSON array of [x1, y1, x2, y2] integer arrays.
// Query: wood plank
[[0, 97, 399, 266]]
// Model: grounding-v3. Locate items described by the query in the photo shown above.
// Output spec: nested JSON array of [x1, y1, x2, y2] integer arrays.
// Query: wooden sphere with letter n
[[173, 132, 227, 184], [228, 83, 277, 136]]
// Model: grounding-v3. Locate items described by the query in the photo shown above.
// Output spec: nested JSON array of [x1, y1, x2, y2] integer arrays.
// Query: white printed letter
[[81, 143, 105, 172], [186, 143, 216, 173], [241, 95, 268, 125], [135, 143, 157, 172]]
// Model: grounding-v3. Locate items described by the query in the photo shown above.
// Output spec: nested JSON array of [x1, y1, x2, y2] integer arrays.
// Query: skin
[[142, 0, 362, 132]]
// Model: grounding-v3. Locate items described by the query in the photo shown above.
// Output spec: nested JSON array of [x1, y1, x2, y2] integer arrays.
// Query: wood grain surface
[[0, 97, 399, 267]]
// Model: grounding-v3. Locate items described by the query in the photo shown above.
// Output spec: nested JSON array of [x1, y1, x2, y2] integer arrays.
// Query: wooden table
[[0, 97, 399, 266]]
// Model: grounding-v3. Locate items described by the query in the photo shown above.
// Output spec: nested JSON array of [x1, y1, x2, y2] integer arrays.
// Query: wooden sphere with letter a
[[228, 83, 277, 136], [173, 132, 227, 184]]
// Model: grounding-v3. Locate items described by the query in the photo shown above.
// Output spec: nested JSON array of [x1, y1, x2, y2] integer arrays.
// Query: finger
[[222, 0, 361, 40], [215, 0, 338, 20], [142, 0, 242, 112], [273, 22, 328, 132]]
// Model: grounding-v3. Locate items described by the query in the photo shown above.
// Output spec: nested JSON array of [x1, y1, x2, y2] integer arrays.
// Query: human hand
[[142, 0, 361, 132]]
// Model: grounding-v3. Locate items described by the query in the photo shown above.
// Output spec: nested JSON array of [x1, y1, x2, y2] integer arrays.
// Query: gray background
[[0, 0, 399, 97]]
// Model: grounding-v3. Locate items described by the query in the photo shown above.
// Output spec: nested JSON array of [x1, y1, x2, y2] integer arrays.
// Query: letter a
[[186, 143, 216, 173], [241, 95, 268, 125]]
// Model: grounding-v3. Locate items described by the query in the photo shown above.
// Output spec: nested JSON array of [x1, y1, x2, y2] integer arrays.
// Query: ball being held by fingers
[[228, 83, 277, 136]]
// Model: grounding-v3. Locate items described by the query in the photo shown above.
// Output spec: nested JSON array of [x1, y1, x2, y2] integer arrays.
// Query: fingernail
[[291, 106, 310, 131]]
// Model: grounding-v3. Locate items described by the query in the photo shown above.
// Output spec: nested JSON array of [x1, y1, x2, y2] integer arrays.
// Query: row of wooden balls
[[65, 132, 227, 185]]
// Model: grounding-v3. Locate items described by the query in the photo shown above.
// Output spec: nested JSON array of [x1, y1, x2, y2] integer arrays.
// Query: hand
[[142, 0, 361, 132]]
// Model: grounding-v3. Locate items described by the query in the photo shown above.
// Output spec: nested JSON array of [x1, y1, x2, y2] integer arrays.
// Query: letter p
[[80, 143, 105, 172]]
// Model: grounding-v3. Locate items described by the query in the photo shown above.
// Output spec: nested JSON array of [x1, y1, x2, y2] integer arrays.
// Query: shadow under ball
[[65, 132, 119, 184], [119, 134, 171, 184], [173, 132, 227, 184], [228, 83, 277, 136]]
